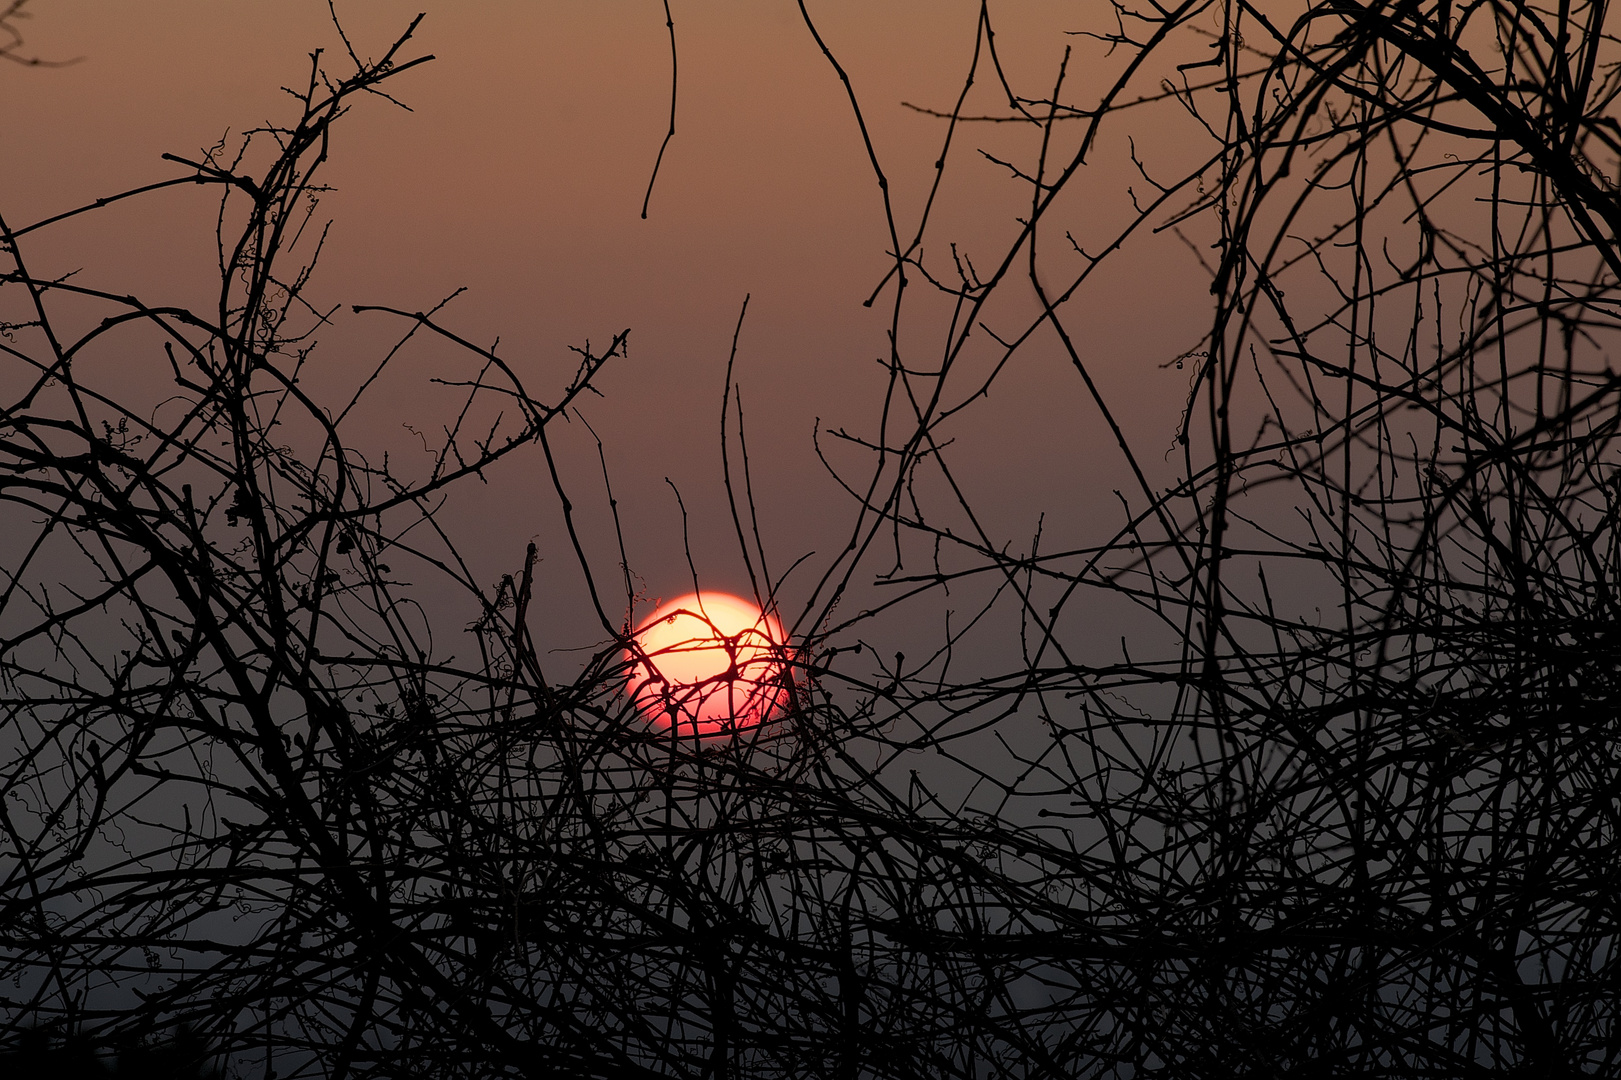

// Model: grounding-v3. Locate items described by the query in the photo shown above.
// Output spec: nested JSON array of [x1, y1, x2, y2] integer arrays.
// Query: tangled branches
[[3, 2, 1620, 1077], [802, 0, 1621, 1073]]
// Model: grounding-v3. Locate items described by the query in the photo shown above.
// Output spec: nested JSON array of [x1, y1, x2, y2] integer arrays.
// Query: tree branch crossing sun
[[626, 592, 789, 737]]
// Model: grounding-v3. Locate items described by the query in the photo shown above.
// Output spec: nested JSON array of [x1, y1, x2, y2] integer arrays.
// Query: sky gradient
[[3, 1, 1219, 659]]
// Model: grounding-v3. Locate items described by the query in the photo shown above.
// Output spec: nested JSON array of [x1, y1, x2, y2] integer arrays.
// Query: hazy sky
[[3, 1, 1218, 658]]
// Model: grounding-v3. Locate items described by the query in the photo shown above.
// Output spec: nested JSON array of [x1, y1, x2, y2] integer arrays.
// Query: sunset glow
[[626, 592, 788, 736]]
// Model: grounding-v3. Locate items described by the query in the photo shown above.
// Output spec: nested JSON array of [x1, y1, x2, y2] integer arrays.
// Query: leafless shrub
[[3, 2, 1618, 1077]]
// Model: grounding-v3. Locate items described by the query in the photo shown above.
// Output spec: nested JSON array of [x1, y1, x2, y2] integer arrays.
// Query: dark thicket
[[0, 1025, 217, 1079], [3, 2, 1618, 1077]]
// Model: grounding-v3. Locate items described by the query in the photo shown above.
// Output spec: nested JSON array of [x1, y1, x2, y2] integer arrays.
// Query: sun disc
[[626, 592, 788, 736]]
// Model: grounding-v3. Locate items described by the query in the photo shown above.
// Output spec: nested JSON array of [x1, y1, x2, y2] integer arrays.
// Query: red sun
[[626, 592, 789, 737]]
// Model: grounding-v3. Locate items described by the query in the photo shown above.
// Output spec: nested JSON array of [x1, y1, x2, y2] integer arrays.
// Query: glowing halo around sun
[[625, 592, 789, 737]]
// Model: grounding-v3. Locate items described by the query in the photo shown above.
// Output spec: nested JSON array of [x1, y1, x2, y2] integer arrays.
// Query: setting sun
[[626, 592, 789, 736]]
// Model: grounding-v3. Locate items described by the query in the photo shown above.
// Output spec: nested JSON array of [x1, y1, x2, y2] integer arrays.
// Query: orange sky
[[3, 1, 1219, 654]]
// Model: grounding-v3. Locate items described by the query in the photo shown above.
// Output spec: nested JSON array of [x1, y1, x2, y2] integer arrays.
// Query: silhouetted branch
[[640, 0, 678, 219], [4, 2, 1619, 1076]]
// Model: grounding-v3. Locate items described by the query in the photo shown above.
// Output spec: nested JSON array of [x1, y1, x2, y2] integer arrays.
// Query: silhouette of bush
[[3, 3, 1618, 1077], [1, 1027, 217, 1080]]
